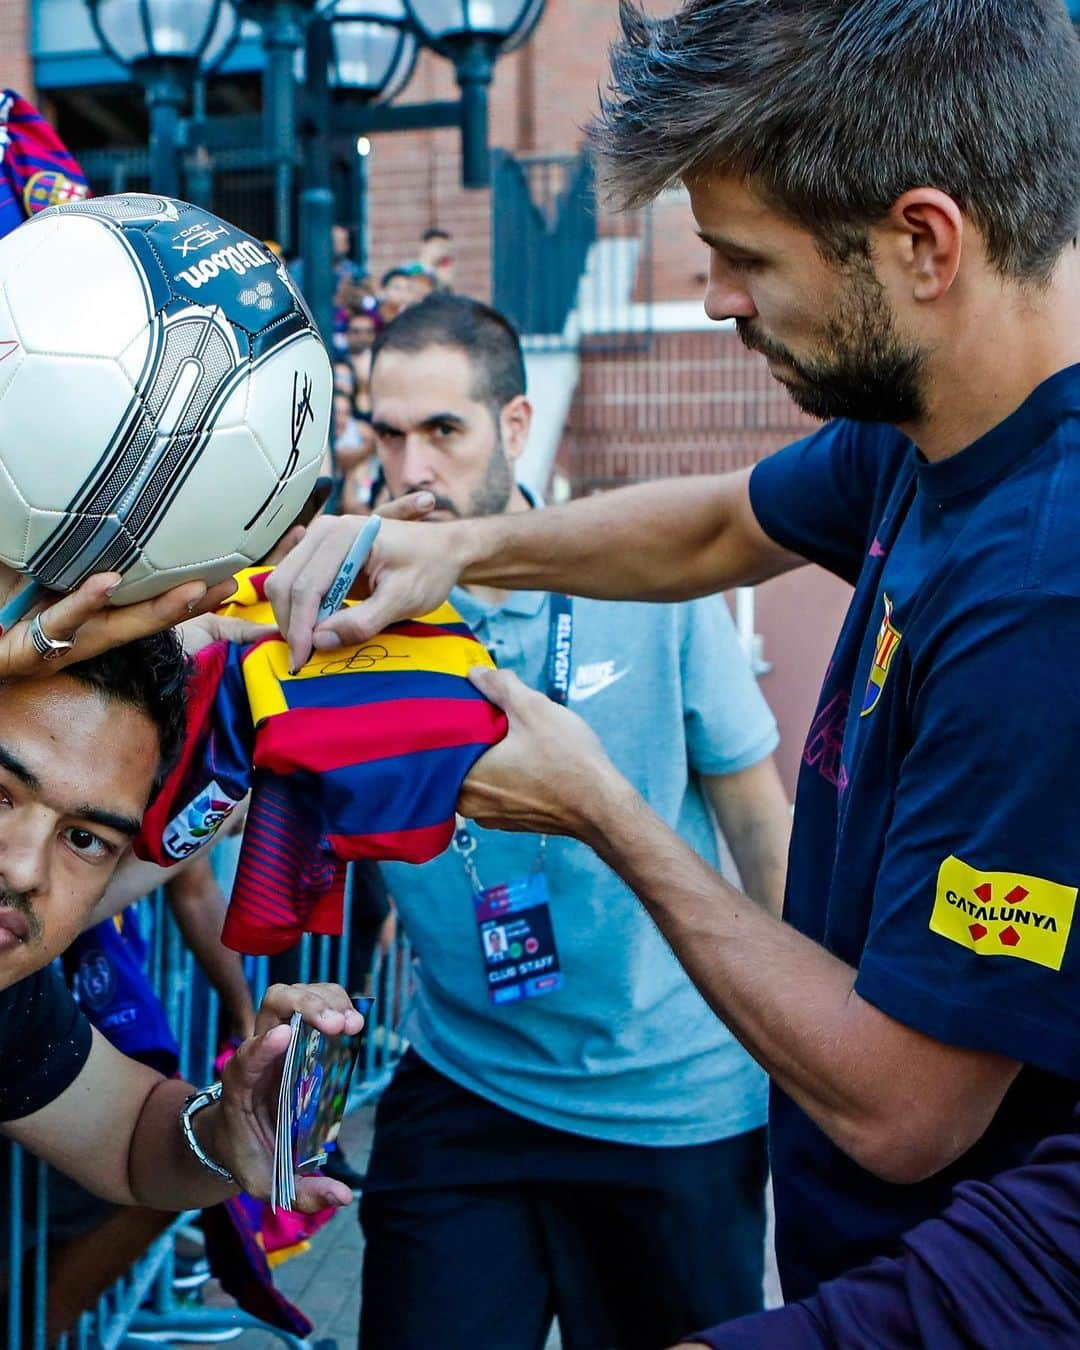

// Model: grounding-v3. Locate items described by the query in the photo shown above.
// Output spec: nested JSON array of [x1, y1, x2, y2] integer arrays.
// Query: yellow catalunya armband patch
[[930, 856, 1076, 972]]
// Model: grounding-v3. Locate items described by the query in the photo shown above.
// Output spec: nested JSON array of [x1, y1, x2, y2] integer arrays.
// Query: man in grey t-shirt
[[358, 295, 792, 1350]]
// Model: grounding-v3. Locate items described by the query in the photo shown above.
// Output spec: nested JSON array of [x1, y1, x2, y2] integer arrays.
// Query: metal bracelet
[[180, 1080, 236, 1185]]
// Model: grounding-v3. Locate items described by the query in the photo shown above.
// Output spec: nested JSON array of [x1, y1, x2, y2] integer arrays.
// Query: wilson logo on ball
[[175, 239, 272, 289]]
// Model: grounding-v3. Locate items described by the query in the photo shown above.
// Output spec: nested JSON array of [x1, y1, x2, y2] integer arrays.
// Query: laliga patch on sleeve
[[162, 779, 243, 860], [930, 855, 1077, 972]]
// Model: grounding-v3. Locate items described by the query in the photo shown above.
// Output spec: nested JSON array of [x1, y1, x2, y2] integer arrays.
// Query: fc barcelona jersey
[[137, 568, 507, 954]]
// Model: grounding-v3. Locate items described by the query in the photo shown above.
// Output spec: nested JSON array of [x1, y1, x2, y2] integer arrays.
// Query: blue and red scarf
[[0, 91, 88, 240]]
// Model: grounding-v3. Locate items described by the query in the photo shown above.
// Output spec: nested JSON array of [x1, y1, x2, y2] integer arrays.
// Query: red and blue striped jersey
[[137, 568, 507, 954]]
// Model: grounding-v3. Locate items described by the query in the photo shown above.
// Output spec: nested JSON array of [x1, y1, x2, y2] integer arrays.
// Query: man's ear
[[878, 188, 964, 303], [498, 396, 532, 466]]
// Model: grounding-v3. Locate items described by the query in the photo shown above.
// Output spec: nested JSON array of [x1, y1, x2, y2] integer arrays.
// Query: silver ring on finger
[[29, 613, 77, 661]]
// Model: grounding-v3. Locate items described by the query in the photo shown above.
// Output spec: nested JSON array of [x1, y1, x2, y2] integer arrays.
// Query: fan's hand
[[209, 982, 365, 1213], [0, 572, 237, 680]]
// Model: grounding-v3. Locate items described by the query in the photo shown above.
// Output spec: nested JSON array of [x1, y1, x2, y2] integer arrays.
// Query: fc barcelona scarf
[[136, 567, 507, 954], [0, 91, 88, 240]]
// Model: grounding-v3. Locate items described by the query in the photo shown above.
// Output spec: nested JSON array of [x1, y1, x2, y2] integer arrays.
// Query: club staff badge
[[930, 855, 1077, 972], [861, 592, 902, 717]]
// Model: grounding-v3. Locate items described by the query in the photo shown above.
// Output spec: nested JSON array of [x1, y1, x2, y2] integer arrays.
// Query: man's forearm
[[210, 958, 257, 1041], [453, 470, 793, 602], [127, 1078, 237, 1210], [583, 775, 1012, 1181], [586, 780, 868, 1133], [89, 855, 186, 927], [726, 821, 790, 920], [705, 762, 792, 920]]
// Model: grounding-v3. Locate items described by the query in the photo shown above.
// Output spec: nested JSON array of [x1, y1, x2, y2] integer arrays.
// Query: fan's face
[[347, 314, 375, 353], [371, 345, 521, 521], [380, 276, 414, 313], [0, 676, 157, 990]]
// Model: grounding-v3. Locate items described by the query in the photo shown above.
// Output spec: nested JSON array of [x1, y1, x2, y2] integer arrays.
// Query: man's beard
[[401, 435, 514, 520], [737, 258, 927, 424]]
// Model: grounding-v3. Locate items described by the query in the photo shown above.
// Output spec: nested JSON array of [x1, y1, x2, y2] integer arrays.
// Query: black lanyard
[[544, 594, 574, 705]]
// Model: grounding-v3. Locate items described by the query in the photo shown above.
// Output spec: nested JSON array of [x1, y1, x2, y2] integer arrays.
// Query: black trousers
[[359, 1051, 768, 1350]]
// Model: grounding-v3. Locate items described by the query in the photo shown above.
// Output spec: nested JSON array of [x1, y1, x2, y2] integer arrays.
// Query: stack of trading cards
[[270, 997, 372, 1211]]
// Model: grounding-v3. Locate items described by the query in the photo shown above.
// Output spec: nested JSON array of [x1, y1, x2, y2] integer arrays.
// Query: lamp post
[[355, 134, 372, 271], [324, 0, 418, 274], [326, 0, 418, 99], [86, 0, 239, 197], [239, 0, 322, 253], [402, 0, 543, 187], [300, 0, 419, 341]]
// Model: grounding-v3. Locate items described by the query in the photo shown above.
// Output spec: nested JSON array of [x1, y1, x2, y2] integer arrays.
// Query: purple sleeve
[[681, 1304, 829, 1347], [687, 1109, 1080, 1347]]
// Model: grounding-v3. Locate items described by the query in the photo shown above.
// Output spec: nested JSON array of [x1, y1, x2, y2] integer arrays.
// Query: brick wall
[[364, 124, 494, 301], [0, 0, 32, 97], [638, 194, 712, 303], [562, 329, 819, 492]]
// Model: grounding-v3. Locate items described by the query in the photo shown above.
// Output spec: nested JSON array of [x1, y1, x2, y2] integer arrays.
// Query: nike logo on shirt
[[568, 661, 630, 702]]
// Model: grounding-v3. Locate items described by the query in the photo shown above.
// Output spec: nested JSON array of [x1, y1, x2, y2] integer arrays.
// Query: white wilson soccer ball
[[0, 194, 330, 603]]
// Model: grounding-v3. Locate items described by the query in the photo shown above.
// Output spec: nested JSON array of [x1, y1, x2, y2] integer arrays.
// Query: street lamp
[[402, 0, 543, 185], [86, 0, 239, 196], [325, 0, 418, 101], [322, 0, 418, 273], [239, 0, 323, 251]]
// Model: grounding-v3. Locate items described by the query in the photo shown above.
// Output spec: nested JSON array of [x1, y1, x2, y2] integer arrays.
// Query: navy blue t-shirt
[[750, 364, 1080, 1299]]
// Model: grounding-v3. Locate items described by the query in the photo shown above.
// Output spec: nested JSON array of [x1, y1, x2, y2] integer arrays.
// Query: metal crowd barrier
[[2, 853, 412, 1350]]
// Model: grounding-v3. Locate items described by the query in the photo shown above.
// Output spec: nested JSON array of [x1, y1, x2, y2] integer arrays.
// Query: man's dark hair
[[380, 266, 410, 287], [66, 629, 189, 794], [421, 227, 451, 243], [370, 294, 526, 414], [590, 0, 1080, 281]]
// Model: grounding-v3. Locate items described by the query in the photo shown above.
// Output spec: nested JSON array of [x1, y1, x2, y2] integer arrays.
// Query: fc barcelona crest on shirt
[[861, 593, 902, 717], [22, 168, 87, 214]]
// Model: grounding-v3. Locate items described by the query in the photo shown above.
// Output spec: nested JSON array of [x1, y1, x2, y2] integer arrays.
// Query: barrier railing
[[490, 149, 655, 355], [491, 150, 597, 348], [1, 856, 412, 1349]]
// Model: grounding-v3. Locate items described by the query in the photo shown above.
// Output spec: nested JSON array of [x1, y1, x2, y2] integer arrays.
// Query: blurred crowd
[[304, 223, 458, 515]]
